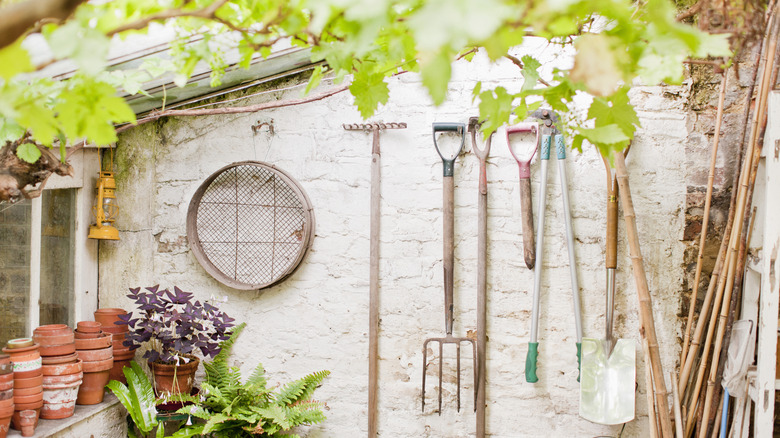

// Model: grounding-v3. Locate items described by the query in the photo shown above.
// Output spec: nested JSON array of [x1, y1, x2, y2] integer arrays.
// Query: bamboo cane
[[614, 152, 674, 438], [645, 338, 659, 438], [696, 15, 778, 437], [680, 69, 728, 369], [672, 373, 684, 438]]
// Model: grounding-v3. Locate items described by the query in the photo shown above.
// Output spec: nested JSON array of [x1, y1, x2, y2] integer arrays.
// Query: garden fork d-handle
[[507, 123, 539, 270], [433, 123, 465, 334]]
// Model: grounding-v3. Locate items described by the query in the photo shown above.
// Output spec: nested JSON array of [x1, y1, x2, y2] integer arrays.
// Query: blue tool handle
[[555, 134, 566, 159], [541, 135, 551, 160], [432, 123, 465, 177]]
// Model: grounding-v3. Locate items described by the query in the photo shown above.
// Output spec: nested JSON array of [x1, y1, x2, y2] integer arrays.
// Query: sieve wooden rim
[[186, 161, 315, 290]]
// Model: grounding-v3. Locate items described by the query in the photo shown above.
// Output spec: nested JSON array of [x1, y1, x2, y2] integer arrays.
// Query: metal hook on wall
[[251, 120, 274, 135]]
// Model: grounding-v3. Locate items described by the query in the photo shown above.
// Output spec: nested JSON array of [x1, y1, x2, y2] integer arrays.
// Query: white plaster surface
[[100, 46, 694, 437]]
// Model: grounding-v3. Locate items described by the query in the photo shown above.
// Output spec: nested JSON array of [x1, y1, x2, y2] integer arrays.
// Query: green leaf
[[570, 34, 623, 96], [420, 50, 452, 105], [478, 86, 515, 135], [16, 142, 42, 164], [0, 40, 33, 80], [349, 68, 390, 118], [587, 87, 640, 137], [304, 65, 325, 96], [520, 55, 542, 92], [0, 119, 25, 143], [576, 124, 631, 145]]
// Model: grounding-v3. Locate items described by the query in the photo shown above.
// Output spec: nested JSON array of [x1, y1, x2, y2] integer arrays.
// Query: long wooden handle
[[368, 147, 380, 437], [443, 175, 455, 335], [476, 181, 487, 437], [519, 178, 536, 269], [614, 152, 673, 438], [606, 191, 618, 269]]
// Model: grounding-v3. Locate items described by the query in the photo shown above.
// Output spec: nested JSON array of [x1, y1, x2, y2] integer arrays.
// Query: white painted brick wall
[[100, 46, 694, 437]]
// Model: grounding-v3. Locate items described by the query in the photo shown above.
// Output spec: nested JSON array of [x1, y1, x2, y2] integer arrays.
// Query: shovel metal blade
[[579, 337, 636, 425]]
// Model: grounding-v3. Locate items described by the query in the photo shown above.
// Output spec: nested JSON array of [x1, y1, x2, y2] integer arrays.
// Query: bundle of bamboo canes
[[675, 5, 780, 437]]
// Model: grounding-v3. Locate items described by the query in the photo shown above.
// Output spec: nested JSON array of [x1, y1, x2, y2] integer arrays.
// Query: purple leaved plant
[[119, 285, 235, 364]]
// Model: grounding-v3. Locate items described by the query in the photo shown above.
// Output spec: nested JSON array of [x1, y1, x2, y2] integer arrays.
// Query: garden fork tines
[[422, 122, 477, 415]]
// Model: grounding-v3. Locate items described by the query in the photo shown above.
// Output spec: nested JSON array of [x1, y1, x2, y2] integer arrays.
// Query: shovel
[[579, 151, 636, 425]]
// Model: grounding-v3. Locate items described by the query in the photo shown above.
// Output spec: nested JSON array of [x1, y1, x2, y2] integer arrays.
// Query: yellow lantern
[[88, 171, 119, 240]]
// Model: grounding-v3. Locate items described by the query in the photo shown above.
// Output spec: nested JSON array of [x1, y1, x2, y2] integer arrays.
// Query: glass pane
[[0, 200, 32, 346], [40, 189, 76, 327]]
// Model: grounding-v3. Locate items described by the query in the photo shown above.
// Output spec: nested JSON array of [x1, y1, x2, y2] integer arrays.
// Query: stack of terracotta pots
[[0, 354, 13, 438], [2, 338, 42, 433], [75, 320, 114, 405], [93, 309, 134, 384], [33, 324, 82, 420]]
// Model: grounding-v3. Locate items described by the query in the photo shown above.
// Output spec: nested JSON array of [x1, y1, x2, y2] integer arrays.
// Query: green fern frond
[[275, 370, 330, 405], [204, 323, 246, 394], [246, 362, 267, 390]]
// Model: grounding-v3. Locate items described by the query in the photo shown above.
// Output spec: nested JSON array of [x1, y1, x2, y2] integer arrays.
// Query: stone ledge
[[6, 393, 126, 438]]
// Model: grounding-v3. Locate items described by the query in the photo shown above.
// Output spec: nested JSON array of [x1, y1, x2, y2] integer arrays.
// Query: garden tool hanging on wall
[[506, 122, 540, 270], [422, 122, 477, 414], [525, 109, 583, 383], [579, 149, 636, 425]]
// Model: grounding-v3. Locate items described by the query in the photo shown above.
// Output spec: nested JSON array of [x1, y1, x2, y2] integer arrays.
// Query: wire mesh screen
[[187, 161, 314, 290]]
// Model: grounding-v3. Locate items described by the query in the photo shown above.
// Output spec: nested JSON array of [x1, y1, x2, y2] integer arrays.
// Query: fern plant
[[171, 323, 330, 437], [106, 361, 164, 438]]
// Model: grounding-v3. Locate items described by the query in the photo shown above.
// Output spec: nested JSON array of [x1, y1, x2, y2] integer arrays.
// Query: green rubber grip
[[555, 134, 566, 159], [541, 135, 551, 160], [526, 342, 539, 383], [576, 342, 582, 383]]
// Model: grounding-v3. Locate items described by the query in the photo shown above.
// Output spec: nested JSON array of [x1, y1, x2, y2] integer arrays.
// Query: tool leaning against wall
[[524, 109, 583, 384], [422, 123, 477, 416]]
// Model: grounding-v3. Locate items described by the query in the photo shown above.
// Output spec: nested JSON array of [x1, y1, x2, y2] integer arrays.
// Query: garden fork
[[422, 122, 477, 414]]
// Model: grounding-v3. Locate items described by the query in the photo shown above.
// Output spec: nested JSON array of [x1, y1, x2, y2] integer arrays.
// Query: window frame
[[21, 148, 100, 334]]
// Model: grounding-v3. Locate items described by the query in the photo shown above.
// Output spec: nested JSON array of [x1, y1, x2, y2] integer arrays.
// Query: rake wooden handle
[[519, 178, 536, 269], [614, 152, 673, 438]]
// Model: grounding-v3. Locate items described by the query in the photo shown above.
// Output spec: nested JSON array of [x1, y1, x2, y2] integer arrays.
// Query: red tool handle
[[506, 122, 540, 179]]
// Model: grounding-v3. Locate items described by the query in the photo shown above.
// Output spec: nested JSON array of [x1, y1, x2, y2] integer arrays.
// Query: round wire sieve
[[186, 161, 315, 290]]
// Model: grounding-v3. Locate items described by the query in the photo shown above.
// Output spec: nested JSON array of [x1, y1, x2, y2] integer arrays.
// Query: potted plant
[[171, 323, 329, 437], [120, 286, 235, 397]]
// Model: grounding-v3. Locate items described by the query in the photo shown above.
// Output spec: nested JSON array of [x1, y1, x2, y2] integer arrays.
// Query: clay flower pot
[[2, 344, 39, 364], [12, 386, 41, 397], [41, 353, 78, 366], [5, 339, 33, 350], [101, 325, 129, 336], [0, 390, 11, 402], [0, 363, 12, 376], [76, 321, 101, 333], [11, 404, 40, 431], [38, 343, 76, 357], [150, 357, 200, 396], [0, 376, 12, 392], [93, 308, 128, 330], [109, 349, 135, 384], [0, 403, 12, 438], [13, 392, 42, 406], [75, 333, 111, 351], [42, 373, 82, 387], [74, 331, 102, 340], [76, 346, 112, 362], [13, 375, 42, 390], [76, 369, 109, 405], [42, 360, 82, 377], [41, 377, 81, 420], [18, 409, 36, 437]]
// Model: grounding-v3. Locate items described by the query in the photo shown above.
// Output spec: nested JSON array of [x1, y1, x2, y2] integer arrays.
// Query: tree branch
[[0, 0, 87, 50], [504, 54, 552, 87], [106, 0, 229, 36]]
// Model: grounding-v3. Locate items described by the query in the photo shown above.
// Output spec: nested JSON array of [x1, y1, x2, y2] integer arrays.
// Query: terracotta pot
[[74, 331, 102, 340], [0, 396, 12, 407], [108, 354, 134, 385], [42, 360, 82, 377], [0, 363, 12, 376], [18, 409, 36, 437], [34, 331, 74, 345], [74, 333, 112, 351], [150, 357, 200, 396], [11, 366, 42, 380], [33, 324, 69, 334], [12, 386, 40, 398], [93, 308, 128, 328], [5, 339, 33, 350], [113, 348, 135, 360], [81, 358, 113, 373], [76, 321, 101, 333], [76, 346, 112, 362], [38, 343, 76, 357], [0, 374, 11, 385], [11, 407, 39, 433], [0, 414, 10, 438], [41, 353, 78, 365], [0, 379, 12, 392], [2, 344, 39, 363], [42, 372, 82, 387], [0, 390, 11, 402], [41, 379, 81, 420], [12, 393, 42, 405], [13, 375, 42, 390], [11, 400, 41, 411], [76, 370, 109, 405], [101, 326, 129, 336]]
